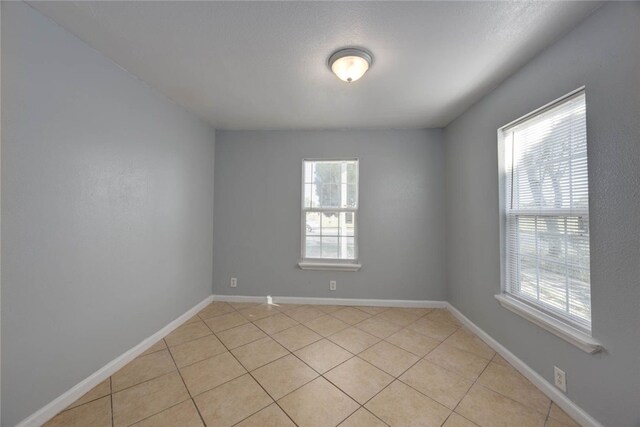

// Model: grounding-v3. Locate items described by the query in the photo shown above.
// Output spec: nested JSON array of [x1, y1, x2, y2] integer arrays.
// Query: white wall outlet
[[554, 366, 567, 392], [230, 277, 237, 288], [329, 280, 337, 291]]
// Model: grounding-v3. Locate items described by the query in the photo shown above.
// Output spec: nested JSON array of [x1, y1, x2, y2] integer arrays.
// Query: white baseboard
[[16, 295, 214, 427], [212, 294, 448, 309], [446, 303, 602, 427]]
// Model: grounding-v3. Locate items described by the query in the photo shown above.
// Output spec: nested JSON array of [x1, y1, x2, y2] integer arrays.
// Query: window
[[500, 89, 592, 333], [300, 159, 359, 270]]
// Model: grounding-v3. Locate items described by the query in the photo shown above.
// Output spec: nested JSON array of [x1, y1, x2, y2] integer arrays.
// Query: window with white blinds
[[302, 159, 358, 262], [501, 89, 591, 332]]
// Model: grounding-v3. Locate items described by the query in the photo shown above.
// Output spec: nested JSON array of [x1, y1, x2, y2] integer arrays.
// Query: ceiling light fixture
[[328, 48, 373, 83]]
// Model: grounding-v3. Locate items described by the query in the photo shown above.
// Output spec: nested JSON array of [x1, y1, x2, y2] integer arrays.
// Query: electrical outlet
[[230, 277, 237, 288], [554, 366, 567, 392], [329, 280, 337, 291]]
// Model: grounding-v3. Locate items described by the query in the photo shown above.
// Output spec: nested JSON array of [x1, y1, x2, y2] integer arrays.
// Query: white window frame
[[496, 87, 601, 353], [298, 158, 361, 271]]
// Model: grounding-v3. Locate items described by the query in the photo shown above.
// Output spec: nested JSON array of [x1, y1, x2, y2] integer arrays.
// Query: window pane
[[305, 212, 320, 236], [321, 212, 339, 236], [305, 237, 321, 258], [321, 237, 339, 258], [304, 160, 358, 209], [509, 213, 591, 329], [344, 237, 356, 259]]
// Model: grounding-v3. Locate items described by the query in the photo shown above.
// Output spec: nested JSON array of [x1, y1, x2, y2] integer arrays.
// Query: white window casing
[[497, 88, 601, 352], [298, 159, 361, 271]]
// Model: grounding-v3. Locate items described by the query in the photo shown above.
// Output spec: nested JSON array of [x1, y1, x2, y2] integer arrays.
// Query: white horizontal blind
[[302, 159, 358, 261], [503, 90, 591, 331]]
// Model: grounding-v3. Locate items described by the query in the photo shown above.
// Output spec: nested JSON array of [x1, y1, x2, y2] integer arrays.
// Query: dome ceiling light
[[328, 48, 373, 83]]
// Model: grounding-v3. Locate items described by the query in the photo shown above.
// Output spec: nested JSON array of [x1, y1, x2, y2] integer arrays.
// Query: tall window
[[501, 89, 591, 332], [302, 159, 358, 262]]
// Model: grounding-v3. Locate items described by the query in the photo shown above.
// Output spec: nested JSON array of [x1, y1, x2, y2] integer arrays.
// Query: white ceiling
[[29, 1, 601, 130]]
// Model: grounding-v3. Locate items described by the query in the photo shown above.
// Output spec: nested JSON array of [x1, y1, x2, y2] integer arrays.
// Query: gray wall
[[1, 3, 215, 425], [214, 129, 446, 301], [444, 3, 640, 426]]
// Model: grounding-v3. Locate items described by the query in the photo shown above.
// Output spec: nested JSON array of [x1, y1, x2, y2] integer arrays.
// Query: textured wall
[[1, 3, 215, 425], [214, 129, 446, 301], [444, 3, 640, 425]]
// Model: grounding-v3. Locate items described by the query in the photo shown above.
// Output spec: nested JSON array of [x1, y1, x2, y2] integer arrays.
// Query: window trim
[[299, 158, 360, 270], [495, 294, 602, 354], [497, 87, 601, 351]]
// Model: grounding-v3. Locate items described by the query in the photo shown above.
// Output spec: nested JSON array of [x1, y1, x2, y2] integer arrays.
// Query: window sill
[[298, 261, 361, 272], [494, 294, 602, 354]]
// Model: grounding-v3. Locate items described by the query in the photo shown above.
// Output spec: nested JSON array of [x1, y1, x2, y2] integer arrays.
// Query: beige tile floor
[[44, 303, 582, 427]]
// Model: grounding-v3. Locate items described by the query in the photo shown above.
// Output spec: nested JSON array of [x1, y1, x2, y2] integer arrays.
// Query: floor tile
[[548, 403, 580, 427], [385, 328, 440, 357], [194, 374, 273, 427], [131, 400, 203, 427], [164, 321, 212, 347], [406, 317, 459, 341], [491, 353, 510, 367], [456, 385, 547, 427], [477, 362, 550, 414], [235, 403, 296, 427], [278, 377, 359, 427], [169, 334, 227, 368], [339, 408, 387, 427], [325, 357, 393, 404], [216, 323, 267, 349], [228, 302, 261, 310], [203, 311, 248, 333], [66, 378, 110, 410], [443, 329, 495, 359], [231, 336, 289, 371], [184, 315, 202, 325], [399, 359, 473, 409], [239, 304, 281, 321], [444, 413, 479, 427], [365, 380, 451, 427], [44, 395, 111, 427], [294, 339, 354, 374], [286, 306, 325, 323], [356, 306, 389, 316], [304, 314, 350, 337], [331, 307, 371, 325], [179, 351, 246, 396], [111, 349, 176, 392], [355, 316, 402, 339], [316, 304, 344, 314], [424, 344, 490, 380], [112, 372, 189, 427], [395, 307, 432, 317], [252, 354, 319, 399], [198, 302, 235, 320], [328, 327, 380, 354], [275, 303, 307, 312], [140, 339, 168, 357], [358, 340, 419, 377], [425, 309, 461, 326], [272, 324, 322, 351], [376, 309, 421, 327], [253, 313, 299, 335]]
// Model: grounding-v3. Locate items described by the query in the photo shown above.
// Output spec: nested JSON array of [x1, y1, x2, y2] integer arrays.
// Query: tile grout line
[[110, 378, 114, 427], [204, 304, 301, 427], [43, 305, 445, 426], [54, 303, 571, 427], [164, 338, 209, 427]]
